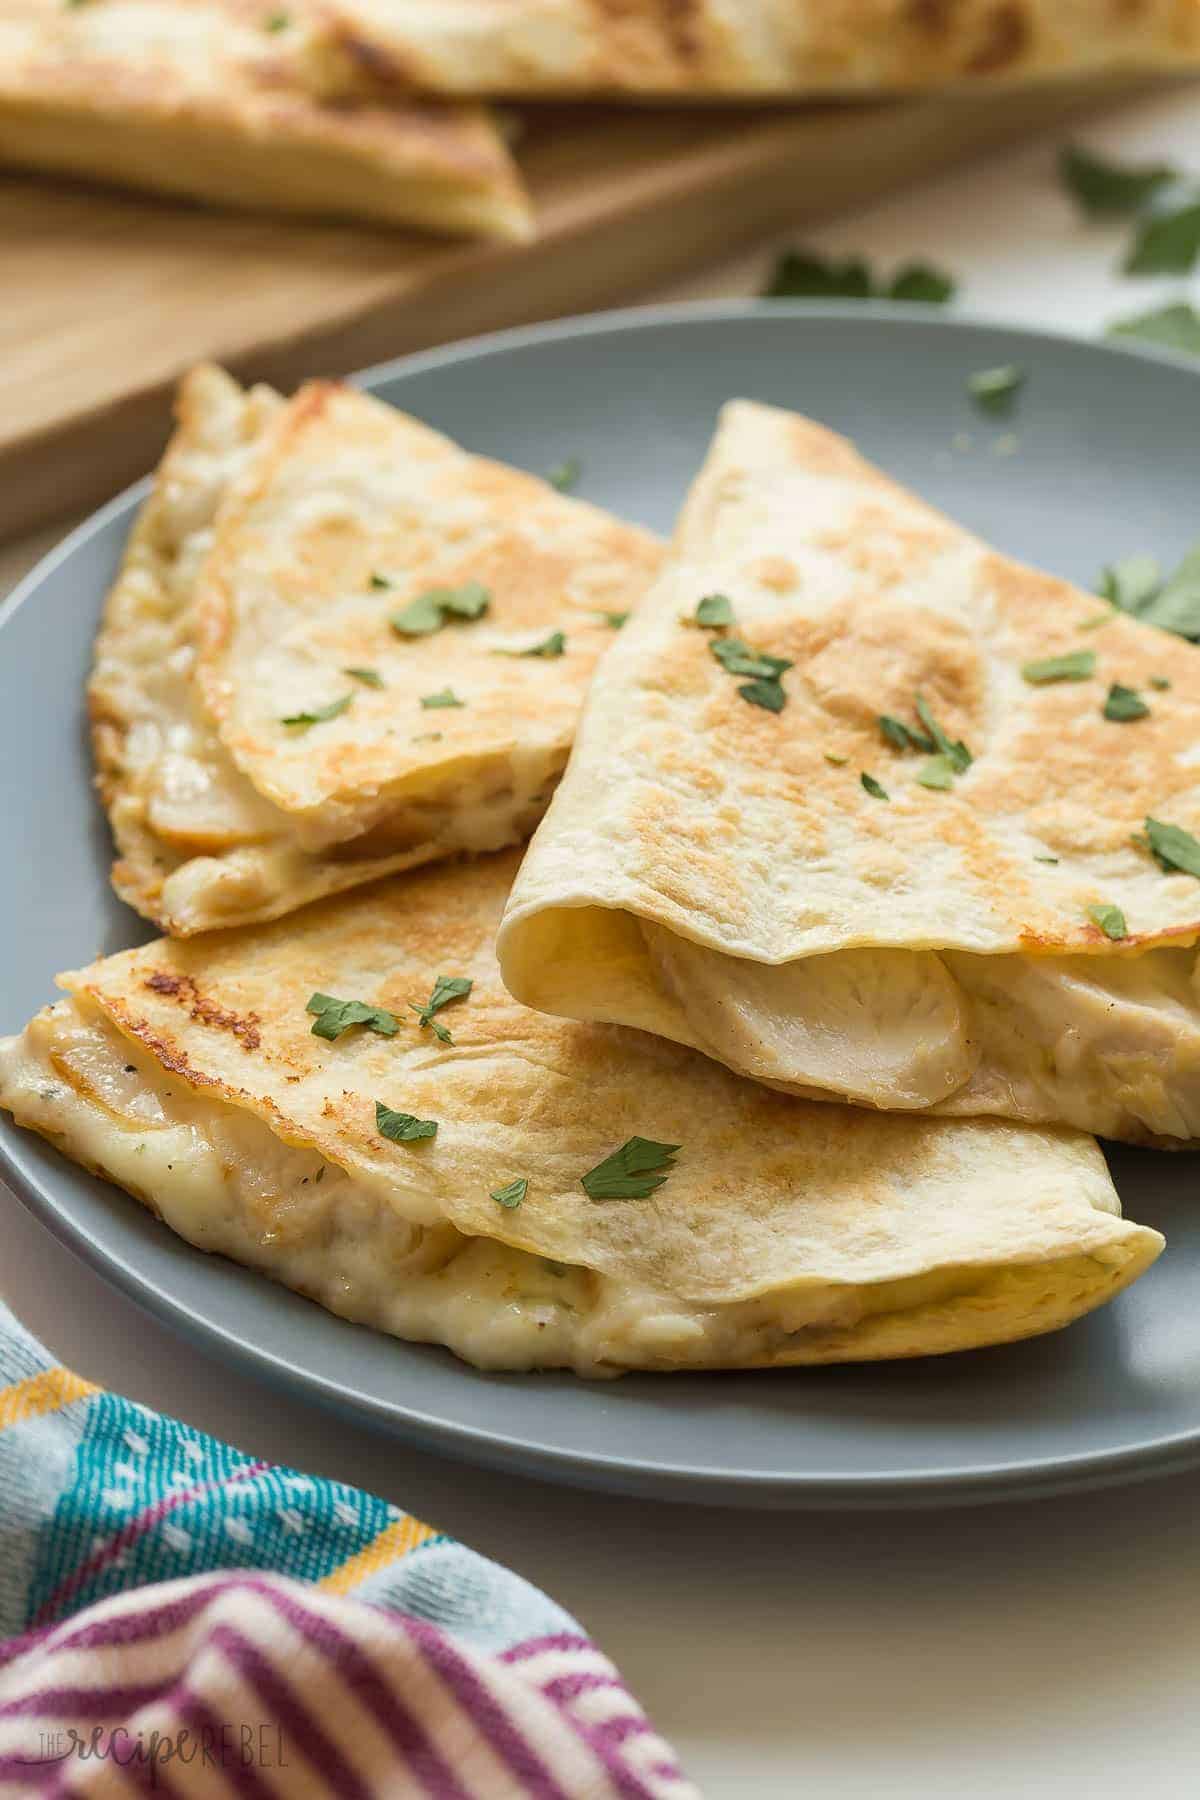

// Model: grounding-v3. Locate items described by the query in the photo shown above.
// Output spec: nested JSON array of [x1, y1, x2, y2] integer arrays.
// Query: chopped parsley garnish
[[491, 1178, 528, 1210], [967, 365, 1025, 416], [764, 249, 955, 304], [1125, 201, 1200, 276], [823, 751, 848, 767], [1108, 303, 1200, 357], [375, 1103, 437, 1144], [369, 572, 392, 590], [1059, 144, 1178, 216], [1034, 854, 1060, 864], [421, 688, 464, 709], [710, 636, 791, 711], [860, 772, 889, 801], [1144, 818, 1200, 879], [546, 458, 581, 492], [410, 975, 472, 1045], [916, 756, 956, 790], [280, 692, 353, 727], [597, 610, 628, 629], [1103, 682, 1150, 722], [1097, 542, 1200, 640], [580, 1137, 680, 1202], [695, 593, 735, 629], [1021, 650, 1096, 684], [1151, 676, 1171, 690], [495, 630, 566, 658], [879, 697, 970, 786], [306, 993, 398, 1041], [344, 666, 384, 687], [1087, 903, 1127, 941], [263, 9, 290, 29], [390, 581, 490, 637], [880, 714, 934, 754]]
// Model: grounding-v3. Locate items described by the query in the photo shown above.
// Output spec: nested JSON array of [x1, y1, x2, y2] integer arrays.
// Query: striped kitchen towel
[[0, 1304, 697, 1797]]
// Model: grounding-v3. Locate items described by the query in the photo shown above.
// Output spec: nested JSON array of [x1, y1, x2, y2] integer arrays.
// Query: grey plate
[[5, 301, 1200, 1510]]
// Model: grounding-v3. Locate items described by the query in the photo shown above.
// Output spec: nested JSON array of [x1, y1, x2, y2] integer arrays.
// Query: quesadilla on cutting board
[[91, 364, 660, 935], [324, 0, 1200, 97], [0, 853, 1160, 1373], [499, 399, 1200, 1145], [0, 0, 531, 239]]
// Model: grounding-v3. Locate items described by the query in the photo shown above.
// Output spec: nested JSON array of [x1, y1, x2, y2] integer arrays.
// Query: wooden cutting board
[[0, 80, 1133, 542]]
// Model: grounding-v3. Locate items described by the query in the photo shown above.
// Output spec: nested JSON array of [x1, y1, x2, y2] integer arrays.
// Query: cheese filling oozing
[[0, 998, 1102, 1375]]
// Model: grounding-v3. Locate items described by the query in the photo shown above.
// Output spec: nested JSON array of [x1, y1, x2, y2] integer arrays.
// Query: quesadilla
[[324, 0, 1200, 97], [91, 364, 660, 935], [0, 0, 531, 239], [0, 853, 1161, 1373], [499, 399, 1200, 1146]]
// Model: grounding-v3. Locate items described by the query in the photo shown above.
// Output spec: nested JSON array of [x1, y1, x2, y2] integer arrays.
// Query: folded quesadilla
[[91, 364, 660, 935], [325, 0, 1200, 96], [499, 399, 1200, 1146], [0, 853, 1161, 1373], [0, 0, 531, 239]]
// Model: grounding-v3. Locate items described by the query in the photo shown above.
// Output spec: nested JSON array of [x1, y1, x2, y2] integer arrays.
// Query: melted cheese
[[0, 998, 1128, 1375]]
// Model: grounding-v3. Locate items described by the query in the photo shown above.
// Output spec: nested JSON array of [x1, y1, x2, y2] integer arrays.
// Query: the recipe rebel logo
[[18, 1721, 290, 1786]]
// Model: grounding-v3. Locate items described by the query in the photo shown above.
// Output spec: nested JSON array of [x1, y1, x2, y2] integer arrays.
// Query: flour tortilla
[[0, 0, 531, 239], [90, 364, 659, 934], [0, 852, 1160, 1374], [324, 0, 1200, 96], [499, 399, 1200, 1144]]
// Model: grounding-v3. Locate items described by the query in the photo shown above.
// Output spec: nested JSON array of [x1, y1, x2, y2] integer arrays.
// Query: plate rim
[[5, 298, 1200, 1510]]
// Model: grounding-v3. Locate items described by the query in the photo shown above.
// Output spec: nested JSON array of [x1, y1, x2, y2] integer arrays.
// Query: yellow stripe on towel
[[319, 1515, 437, 1594], [0, 1366, 97, 1432]]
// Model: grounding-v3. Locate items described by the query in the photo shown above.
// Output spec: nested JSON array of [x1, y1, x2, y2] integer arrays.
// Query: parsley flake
[[861, 772, 889, 801], [1103, 682, 1150, 722], [823, 751, 848, 767], [410, 975, 472, 1045], [1034, 854, 1060, 864], [306, 993, 398, 1041], [495, 630, 566, 658], [709, 637, 791, 711], [546, 458, 581, 492], [421, 688, 464, 709], [1021, 650, 1096, 684], [968, 365, 1025, 415], [376, 1103, 437, 1144], [344, 666, 384, 687], [281, 692, 353, 727], [1125, 201, 1200, 276], [491, 1177, 528, 1210], [391, 581, 490, 637], [1151, 676, 1171, 690], [880, 714, 934, 754], [1087, 903, 1128, 941], [369, 572, 392, 590], [914, 694, 972, 772], [764, 249, 954, 304], [917, 755, 956, 790], [695, 594, 735, 629], [1145, 818, 1200, 879], [1059, 144, 1178, 216], [597, 610, 628, 629], [1109, 303, 1200, 357], [581, 1137, 680, 1202], [263, 8, 289, 29]]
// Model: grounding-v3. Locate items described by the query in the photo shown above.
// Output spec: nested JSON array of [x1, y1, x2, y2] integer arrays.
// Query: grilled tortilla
[[0, 853, 1161, 1374], [0, 0, 531, 239], [499, 399, 1200, 1145], [325, 0, 1200, 96], [90, 364, 660, 935]]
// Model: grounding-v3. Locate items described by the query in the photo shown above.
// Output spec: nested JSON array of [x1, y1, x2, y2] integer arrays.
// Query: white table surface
[[6, 83, 1200, 1800]]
